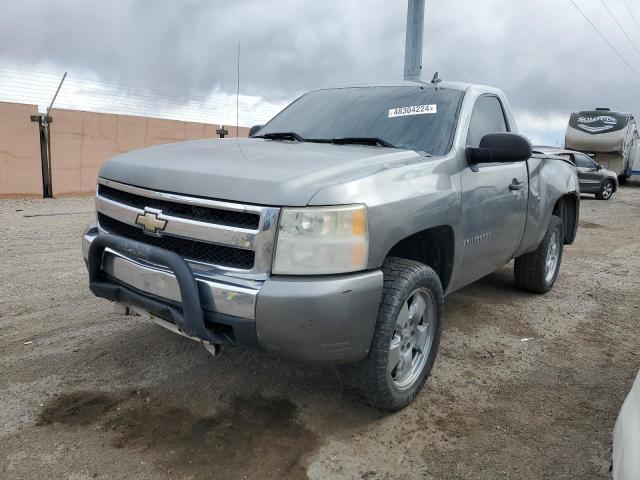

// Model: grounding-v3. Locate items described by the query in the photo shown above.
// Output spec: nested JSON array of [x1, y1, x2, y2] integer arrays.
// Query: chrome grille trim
[[98, 178, 267, 217], [96, 196, 258, 248], [96, 178, 280, 277]]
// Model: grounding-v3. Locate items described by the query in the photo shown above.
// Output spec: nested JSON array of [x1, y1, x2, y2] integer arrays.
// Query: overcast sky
[[2, 0, 640, 144]]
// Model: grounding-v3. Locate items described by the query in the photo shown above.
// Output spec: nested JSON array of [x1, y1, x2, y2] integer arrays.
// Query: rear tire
[[514, 215, 564, 294], [339, 257, 443, 412], [596, 180, 615, 200]]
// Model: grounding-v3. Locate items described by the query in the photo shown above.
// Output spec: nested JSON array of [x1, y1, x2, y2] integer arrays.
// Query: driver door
[[456, 95, 528, 288]]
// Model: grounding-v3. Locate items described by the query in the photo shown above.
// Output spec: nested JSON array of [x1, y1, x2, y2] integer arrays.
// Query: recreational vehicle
[[565, 108, 639, 184]]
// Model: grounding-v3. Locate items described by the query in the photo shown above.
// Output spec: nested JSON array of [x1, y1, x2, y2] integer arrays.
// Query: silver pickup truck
[[83, 80, 579, 411]]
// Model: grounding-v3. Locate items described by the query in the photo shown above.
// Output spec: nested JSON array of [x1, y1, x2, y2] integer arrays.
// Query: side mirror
[[466, 133, 532, 164], [249, 125, 263, 137], [596, 164, 603, 171]]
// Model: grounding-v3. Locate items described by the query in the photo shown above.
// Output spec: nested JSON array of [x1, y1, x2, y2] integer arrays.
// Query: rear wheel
[[514, 215, 564, 294], [596, 180, 615, 200], [339, 257, 443, 412]]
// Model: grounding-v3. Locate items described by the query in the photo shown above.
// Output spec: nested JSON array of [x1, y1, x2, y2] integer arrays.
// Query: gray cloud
[[2, 0, 639, 142]]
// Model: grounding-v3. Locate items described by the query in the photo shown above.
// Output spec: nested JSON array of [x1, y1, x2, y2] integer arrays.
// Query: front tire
[[596, 180, 615, 200], [339, 257, 443, 412], [514, 215, 564, 294]]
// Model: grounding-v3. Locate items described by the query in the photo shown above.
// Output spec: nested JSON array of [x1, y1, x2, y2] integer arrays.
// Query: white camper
[[565, 108, 639, 184], [631, 141, 640, 182]]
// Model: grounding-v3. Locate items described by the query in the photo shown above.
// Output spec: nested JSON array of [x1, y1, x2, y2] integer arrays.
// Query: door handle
[[509, 179, 525, 191]]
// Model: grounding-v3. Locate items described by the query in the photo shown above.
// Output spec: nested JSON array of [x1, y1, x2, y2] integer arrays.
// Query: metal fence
[[0, 66, 285, 127]]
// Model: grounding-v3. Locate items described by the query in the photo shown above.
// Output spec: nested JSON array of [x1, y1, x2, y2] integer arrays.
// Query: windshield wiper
[[257, 134, 398, 148], [331, 137, 397, 148], [255, 132, 305, 142]]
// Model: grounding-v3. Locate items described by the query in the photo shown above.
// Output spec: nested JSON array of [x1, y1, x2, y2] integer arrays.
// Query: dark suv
[[535, 147, 618, 200]]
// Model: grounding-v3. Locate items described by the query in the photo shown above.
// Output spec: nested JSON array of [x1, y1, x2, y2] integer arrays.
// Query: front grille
[[98, 184, 260, 230], [98, 213, 255, 270]]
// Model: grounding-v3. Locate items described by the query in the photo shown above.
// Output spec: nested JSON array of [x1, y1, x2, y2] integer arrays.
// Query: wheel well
[[386, 225, 455, 291], [553, 194, 578, 245]]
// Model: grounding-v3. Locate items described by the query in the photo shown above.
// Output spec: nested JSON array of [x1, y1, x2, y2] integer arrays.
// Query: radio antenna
[[236, 41, 240, 138]]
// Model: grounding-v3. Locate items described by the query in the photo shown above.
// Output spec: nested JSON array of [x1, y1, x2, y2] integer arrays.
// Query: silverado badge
[[135, 208, 167, 234]]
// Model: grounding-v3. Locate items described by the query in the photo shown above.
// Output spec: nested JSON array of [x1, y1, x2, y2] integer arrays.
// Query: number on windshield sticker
[[388, 104, 437, 118]]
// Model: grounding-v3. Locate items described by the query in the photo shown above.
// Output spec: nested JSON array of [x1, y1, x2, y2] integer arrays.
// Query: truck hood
[[99, 138, 420, 206]]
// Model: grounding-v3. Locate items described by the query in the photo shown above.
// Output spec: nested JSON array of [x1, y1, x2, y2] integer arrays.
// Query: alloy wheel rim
[[545, 230, 560, 283], [388, 288, 435, 391], [602, 183, 613, 199]]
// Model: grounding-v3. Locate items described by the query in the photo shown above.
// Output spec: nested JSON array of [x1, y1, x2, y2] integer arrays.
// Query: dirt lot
[[1, 187, 639, 480]]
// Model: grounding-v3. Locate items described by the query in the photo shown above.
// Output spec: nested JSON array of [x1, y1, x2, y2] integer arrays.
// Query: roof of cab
[[317, 80, 478, 92]]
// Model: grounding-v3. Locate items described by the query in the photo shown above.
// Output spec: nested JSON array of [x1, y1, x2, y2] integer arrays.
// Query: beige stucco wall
[[0, 102, 43, 198], [49, 109, 248, 196]]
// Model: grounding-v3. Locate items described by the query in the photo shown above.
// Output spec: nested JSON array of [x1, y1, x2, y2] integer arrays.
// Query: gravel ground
[[1, 187, 639, 480]]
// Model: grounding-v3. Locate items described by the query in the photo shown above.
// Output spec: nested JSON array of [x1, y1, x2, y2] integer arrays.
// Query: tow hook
[[203, 342, 222, 357], [114, 302, 133, 316]]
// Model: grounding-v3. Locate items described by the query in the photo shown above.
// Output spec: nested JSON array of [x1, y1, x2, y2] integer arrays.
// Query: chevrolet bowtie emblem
[[135, 208, 167, 233]]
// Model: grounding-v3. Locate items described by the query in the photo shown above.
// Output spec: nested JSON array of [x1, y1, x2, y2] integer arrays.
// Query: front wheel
[[596, 180, 615, 200], [339, 257, 443, 412]]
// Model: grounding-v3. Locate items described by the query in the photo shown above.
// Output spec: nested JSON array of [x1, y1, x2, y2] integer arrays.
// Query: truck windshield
[[257, 86, 463, 156]]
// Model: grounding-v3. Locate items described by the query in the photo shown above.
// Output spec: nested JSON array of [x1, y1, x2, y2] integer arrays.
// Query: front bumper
[[83, 225, 383, 363]]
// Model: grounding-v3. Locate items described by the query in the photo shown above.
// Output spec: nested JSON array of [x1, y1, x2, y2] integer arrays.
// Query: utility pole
[[236, 41, 240, 138], [403, 0, 425, 81], [30, 72, 67, 198]]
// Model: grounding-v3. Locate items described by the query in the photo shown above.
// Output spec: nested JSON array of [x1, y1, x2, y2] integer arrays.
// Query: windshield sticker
[[388, 104, 437, 118]]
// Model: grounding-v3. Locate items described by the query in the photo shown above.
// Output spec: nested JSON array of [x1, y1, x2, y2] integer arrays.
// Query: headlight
[[273, 205, 369, 274]]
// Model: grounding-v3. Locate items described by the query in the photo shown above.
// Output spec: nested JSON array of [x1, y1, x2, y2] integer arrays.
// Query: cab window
[[466, 96, 509, 147]]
